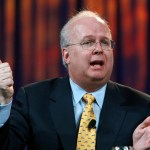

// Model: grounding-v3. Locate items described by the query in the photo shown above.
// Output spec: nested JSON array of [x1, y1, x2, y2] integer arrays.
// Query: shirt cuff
[[0, 100, 12, 127]]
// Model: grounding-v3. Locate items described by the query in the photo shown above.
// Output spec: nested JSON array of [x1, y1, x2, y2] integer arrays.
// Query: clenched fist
[[0, 60, 14, 104]]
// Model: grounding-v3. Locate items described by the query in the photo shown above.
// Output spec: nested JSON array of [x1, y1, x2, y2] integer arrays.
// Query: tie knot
[[82, 93, 95, 104]]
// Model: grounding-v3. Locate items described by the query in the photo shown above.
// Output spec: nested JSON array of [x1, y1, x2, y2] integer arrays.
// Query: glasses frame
[[65, 40, 115, 50]]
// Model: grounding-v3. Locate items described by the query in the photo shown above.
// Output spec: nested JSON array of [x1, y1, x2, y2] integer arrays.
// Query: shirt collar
[[69, 78, 107, 108]]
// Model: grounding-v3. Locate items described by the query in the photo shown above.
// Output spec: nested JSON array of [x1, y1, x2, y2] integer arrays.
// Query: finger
[[0, 60, 2, 63], [0, 67, 12, 74], [137, 116, 150, 129], [0, 62, 10, 69], [0, 63, 12, 76], [0, 84, 14, 100], [0, 72, 13, 81], [0, 78, 14, 89]]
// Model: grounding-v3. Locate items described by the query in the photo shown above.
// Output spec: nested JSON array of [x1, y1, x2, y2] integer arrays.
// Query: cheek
[[107, 54, 114, 68], [71, 51, 89, 64]]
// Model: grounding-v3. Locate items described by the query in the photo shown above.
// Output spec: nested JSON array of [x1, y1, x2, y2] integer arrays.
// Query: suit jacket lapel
[[47, 78, 128, 149], [48, 77, 77, 150], [96, 81, 127, 149]]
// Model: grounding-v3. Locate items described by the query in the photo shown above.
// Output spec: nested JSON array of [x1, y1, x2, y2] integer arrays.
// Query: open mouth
[[90, 60, 104, 66]]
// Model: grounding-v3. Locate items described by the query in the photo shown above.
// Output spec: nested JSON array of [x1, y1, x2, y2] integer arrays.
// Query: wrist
[[0, 96, 12, 105]]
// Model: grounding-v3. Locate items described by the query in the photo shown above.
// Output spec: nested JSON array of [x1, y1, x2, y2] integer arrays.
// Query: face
[[62, 16, 114, 90]]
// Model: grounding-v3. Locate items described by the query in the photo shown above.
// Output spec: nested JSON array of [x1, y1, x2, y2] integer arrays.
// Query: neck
[[71, 78, 107, 92]]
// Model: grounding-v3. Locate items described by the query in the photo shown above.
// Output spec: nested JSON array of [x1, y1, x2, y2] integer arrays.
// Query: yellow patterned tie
[[76, 93, 96, 150]]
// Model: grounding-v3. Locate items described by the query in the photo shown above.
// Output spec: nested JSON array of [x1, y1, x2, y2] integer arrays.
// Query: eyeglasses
[[65, 39, 115, 51]]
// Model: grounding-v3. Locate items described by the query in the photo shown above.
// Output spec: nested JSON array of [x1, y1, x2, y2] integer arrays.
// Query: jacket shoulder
[[18, 77, 69, 95], [108, 80, 150, 104]]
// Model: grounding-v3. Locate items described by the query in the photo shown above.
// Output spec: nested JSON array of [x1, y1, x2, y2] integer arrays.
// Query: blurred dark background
[[0, 0, 150, 96]]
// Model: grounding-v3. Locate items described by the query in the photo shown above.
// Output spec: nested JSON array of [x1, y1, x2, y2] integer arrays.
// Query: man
[[0, 10, 150, 150]]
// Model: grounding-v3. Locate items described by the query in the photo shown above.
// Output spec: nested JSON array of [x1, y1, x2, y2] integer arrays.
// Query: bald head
[[60, 10, 111, 49]]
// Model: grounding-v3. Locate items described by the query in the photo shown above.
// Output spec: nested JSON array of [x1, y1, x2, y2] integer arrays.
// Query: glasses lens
[[99, 39, 110, 50], [82, 41, 95, 50], [81, 39, 115, 50]]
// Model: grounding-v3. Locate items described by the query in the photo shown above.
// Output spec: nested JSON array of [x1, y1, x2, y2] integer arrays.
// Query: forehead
[[69, 16, 111, 41]]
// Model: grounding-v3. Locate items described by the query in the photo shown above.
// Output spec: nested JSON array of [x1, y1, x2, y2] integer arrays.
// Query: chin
[[90, 76, 104, 81], [89, 72, 110, 83], [90, 72, 104, 79]]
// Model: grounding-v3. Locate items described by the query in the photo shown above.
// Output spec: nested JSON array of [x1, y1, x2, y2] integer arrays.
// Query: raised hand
[[133, 116, 150, 150], [0, 60, 14, 104]]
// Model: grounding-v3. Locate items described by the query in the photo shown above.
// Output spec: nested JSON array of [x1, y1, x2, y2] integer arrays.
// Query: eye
[[81, 40, 95, 47], [101, 39, 110, 46]]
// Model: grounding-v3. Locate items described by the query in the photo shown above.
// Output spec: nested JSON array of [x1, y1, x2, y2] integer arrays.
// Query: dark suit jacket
[[0, 77, 150, 150]]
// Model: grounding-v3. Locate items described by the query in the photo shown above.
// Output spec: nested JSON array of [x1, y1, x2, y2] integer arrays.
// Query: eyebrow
[[82, 35, 95, 40], [81, 35, 111, 41]]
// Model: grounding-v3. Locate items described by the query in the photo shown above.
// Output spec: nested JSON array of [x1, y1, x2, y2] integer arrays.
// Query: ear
[[62, 47, 70, 65]]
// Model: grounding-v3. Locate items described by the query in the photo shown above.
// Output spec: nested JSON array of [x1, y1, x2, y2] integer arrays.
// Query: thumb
[[0, 60, 2, 64], [137, 116, 150, 129]]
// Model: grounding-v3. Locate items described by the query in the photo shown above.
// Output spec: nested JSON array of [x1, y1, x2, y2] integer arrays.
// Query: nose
[[92, 42, 103, 55]]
